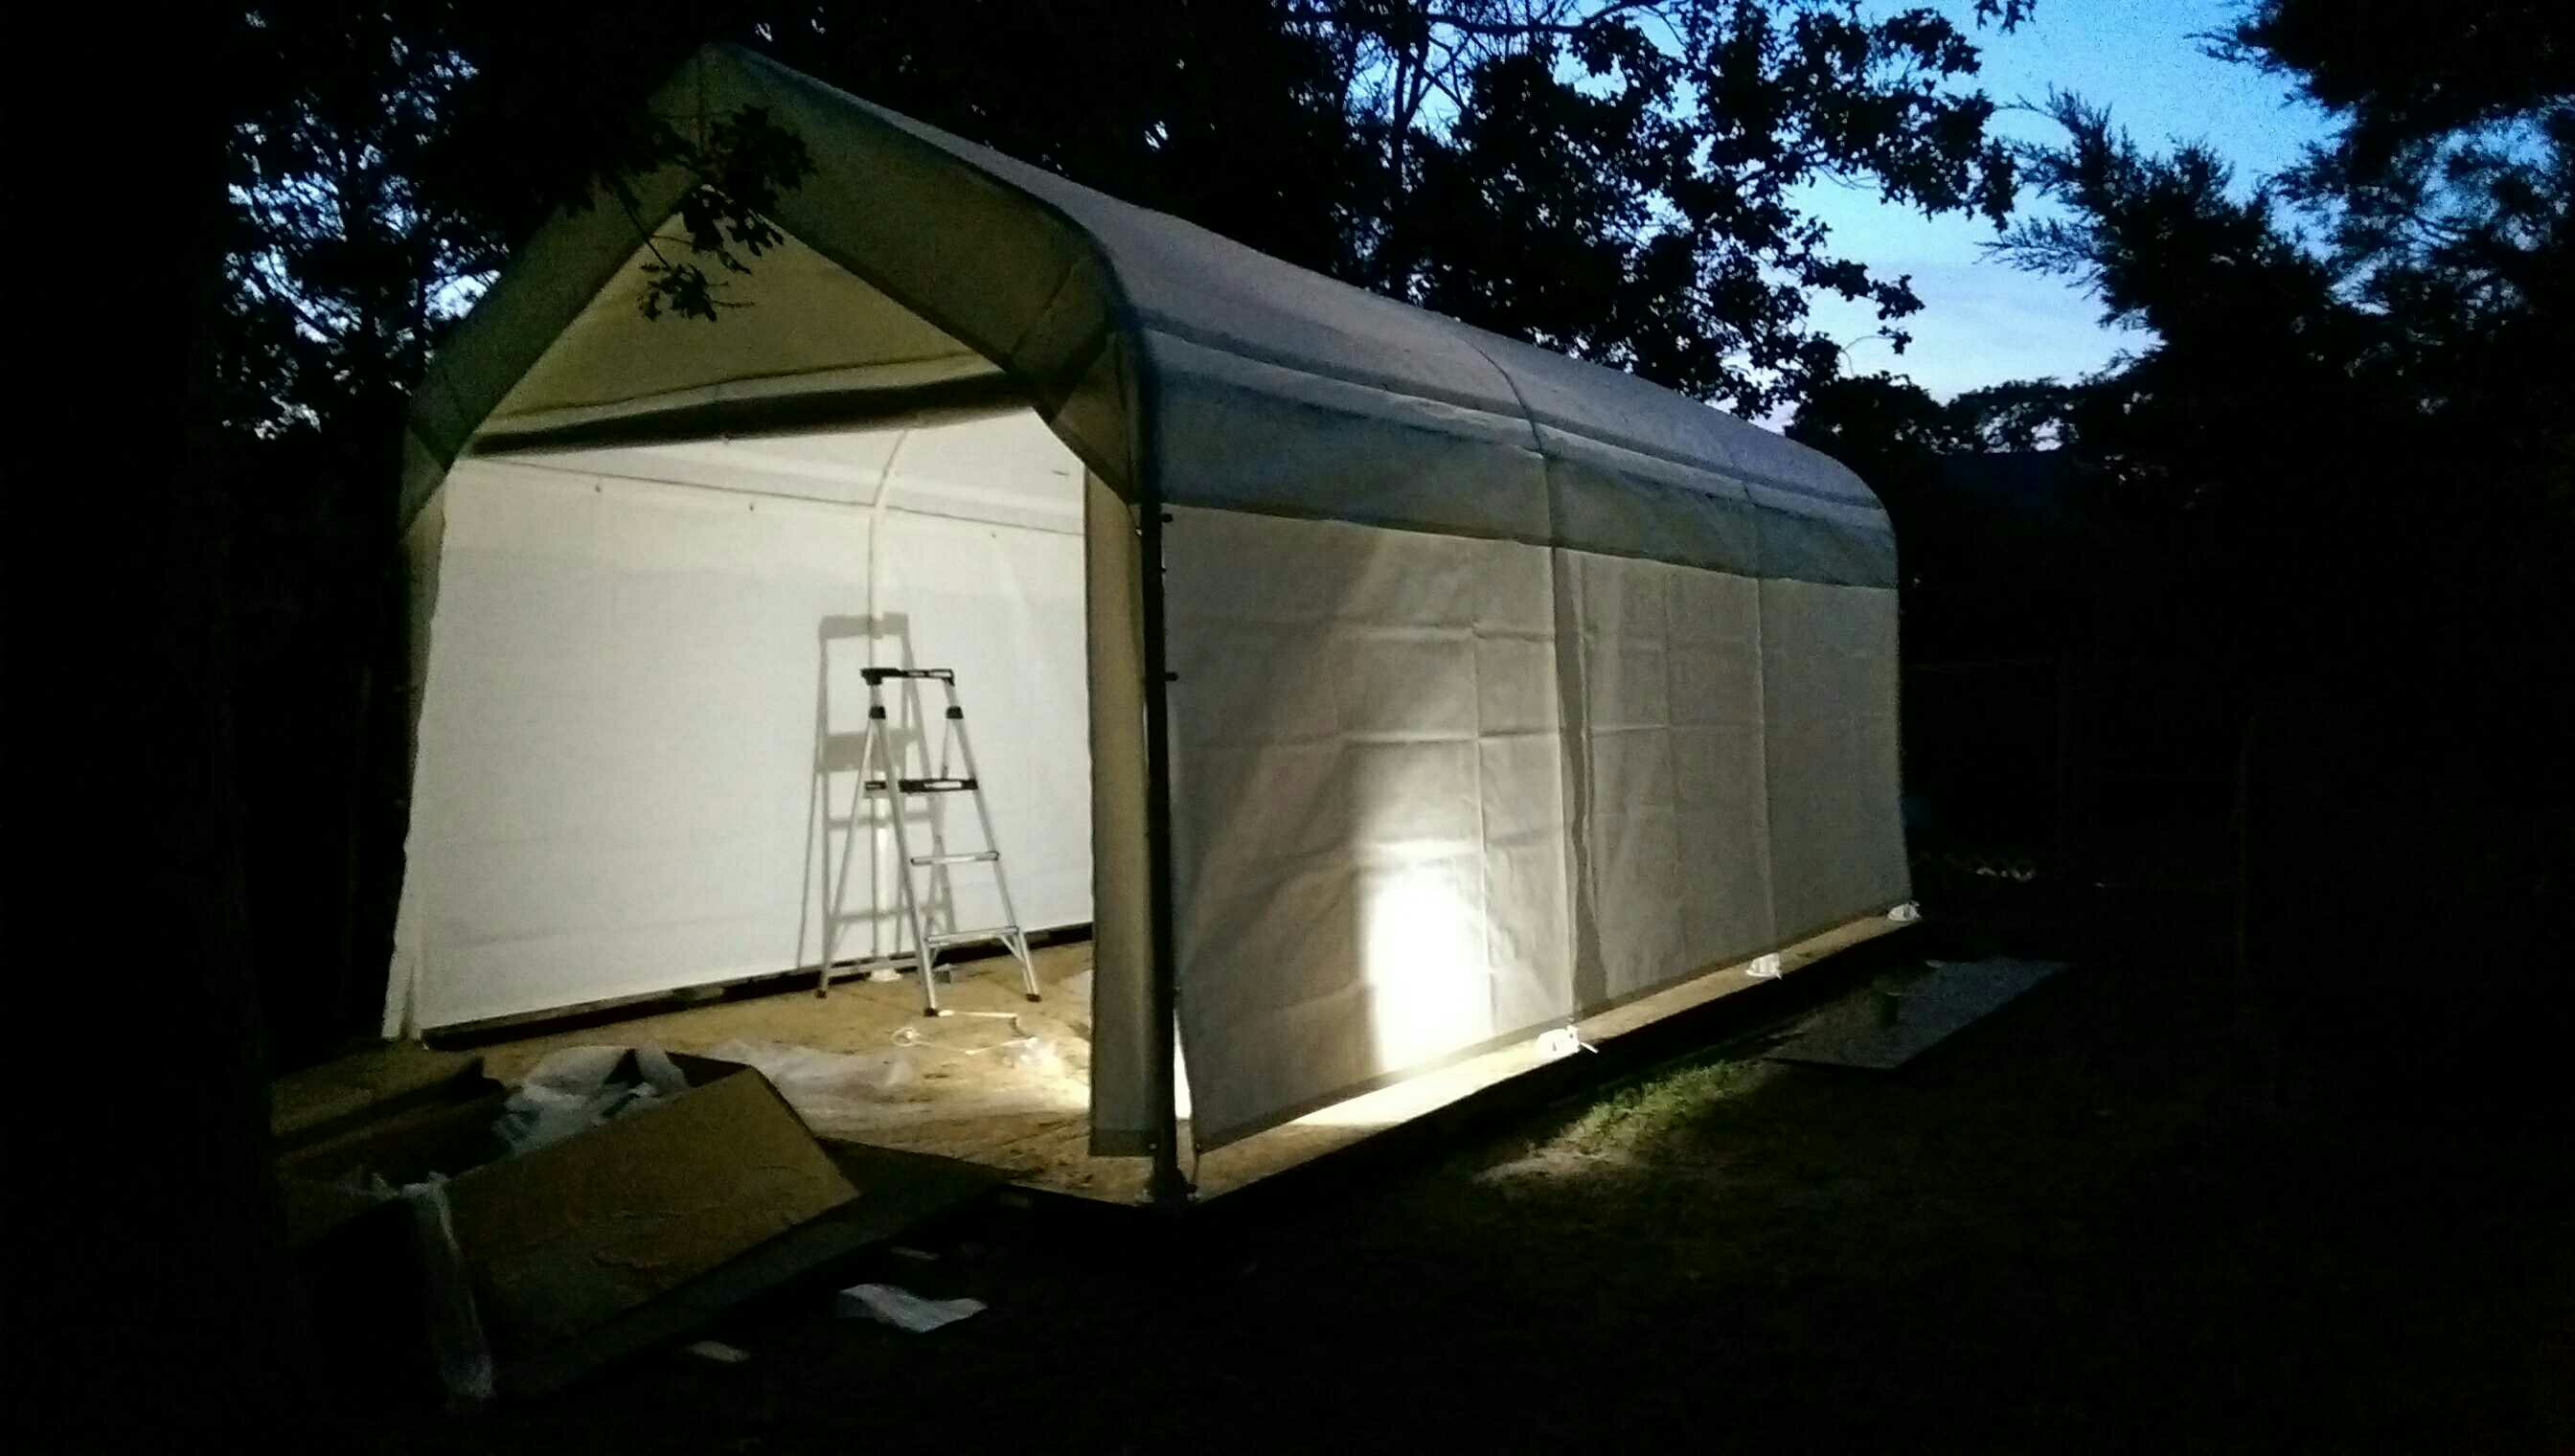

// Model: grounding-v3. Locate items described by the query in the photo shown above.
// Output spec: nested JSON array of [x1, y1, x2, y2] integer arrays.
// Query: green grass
[[1555, 1055, 1770, 1154]]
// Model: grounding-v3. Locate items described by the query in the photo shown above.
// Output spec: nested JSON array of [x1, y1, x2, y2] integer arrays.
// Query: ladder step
[[860, 667, 956, 684], [863, 777, 979, 794], [910, 851, 1000, 866], [821, 954, 909, 973], [924, 925, 1020, 947]]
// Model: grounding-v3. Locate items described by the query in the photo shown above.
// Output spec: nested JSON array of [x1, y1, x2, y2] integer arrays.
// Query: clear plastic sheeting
[[402, 1177, 497, 1409], [992, 1035, 1066, 1079], [702, 1038, 920, 1122], [834, 1283, 984, 1332], [496, 1044, 692, 1156]]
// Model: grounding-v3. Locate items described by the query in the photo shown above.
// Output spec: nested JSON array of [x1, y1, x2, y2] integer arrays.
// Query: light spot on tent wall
[[1358, 852, 1487, 1073]]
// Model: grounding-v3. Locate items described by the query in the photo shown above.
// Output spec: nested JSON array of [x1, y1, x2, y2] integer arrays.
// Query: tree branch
[[1282, 1, 1663, 43]]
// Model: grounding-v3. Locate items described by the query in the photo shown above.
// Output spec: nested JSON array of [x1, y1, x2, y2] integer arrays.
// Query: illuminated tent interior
[[388, 45, 1907, 1180]]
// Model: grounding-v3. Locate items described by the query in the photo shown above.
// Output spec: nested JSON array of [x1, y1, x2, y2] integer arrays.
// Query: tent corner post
[[1135, 409, 1193, 1216], [1148, 1144, 1195, 1213]]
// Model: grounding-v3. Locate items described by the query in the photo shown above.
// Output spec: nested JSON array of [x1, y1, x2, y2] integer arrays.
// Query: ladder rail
[[942, 680, 1041, 1001], [860, 700, 946, 1012], [819, 736, 909, 995], [914, 690, 966, 988]]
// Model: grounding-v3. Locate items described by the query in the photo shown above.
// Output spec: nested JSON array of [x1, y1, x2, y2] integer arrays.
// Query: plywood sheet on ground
[[272, 1041, 489, 1149]]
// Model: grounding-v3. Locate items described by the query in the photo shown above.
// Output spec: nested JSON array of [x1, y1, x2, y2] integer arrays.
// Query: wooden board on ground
[[498, 1139, 1009, 1396], [820, 1142, 1011, 1232], [1766, 958, 2066, 1071], [271, 1041, 490, 1150]]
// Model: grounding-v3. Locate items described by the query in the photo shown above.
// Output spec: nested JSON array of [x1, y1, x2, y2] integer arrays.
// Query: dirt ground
[[475, 941, 1106, 1183], [359, 916, 2573, 1453]]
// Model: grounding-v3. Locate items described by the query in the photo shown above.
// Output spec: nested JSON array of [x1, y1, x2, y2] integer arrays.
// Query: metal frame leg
[[945, 688, 1041, 1002], [866, 695, 943, 1016]]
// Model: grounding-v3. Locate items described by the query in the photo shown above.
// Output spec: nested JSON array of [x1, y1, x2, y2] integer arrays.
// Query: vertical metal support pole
[[812, 634, 837, 999], [1139, 490, 1191, 1209]]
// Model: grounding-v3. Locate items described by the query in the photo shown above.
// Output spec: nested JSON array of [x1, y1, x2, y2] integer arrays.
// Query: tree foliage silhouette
[[1792, 3, 2567, 661]]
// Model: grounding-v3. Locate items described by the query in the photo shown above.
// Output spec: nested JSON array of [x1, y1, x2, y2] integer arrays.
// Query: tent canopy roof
[[408, 44, 1892, 586]]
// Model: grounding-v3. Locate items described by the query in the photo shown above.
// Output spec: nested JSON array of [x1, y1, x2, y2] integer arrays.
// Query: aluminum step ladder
[[817, 667, 1039, 1017]]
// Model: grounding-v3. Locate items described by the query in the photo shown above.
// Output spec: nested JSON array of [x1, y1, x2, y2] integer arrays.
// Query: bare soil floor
[[382, 921, 2573, 1451], [480, 943, 1109, 1187]]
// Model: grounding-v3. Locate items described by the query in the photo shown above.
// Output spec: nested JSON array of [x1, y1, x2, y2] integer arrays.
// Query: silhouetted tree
[[1305, 0, 2034, 414], [1991, 0, 2573, 649], [1947, 376, 2084, 450], [1786, 372, 1963, 509], [219, 1, 2040, 444], [1788, 372, 2108, 660], [1987, 4, 2574, 1106]]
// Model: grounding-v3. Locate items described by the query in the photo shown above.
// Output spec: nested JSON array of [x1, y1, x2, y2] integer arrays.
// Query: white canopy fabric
[[405, 46, 1892, 590], [394, 44, 1905, 1162]]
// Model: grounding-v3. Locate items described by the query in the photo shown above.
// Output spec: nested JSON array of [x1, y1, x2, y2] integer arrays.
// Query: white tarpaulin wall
[[391, 44, 1906, 1158], [1160, 515, 1901, 1144], [388, 413, 1092, 1029]]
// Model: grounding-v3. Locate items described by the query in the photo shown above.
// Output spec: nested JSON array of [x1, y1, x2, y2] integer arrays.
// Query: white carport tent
[[390, 44, 1906, 1191]]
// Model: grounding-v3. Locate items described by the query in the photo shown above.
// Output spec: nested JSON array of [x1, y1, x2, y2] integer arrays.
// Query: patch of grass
[[1557, 1056, 1770, 1154]]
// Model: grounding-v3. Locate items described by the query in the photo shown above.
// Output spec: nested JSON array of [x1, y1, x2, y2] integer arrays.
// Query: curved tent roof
[[405, 43, 1892, 588]]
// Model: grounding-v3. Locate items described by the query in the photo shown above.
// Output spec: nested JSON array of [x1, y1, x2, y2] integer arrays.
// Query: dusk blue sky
[[1793, 0, 2335, 402]]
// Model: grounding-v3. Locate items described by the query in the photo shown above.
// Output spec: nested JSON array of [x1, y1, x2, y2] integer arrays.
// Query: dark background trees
[[1796, 0, 2572, 1118], [1942, 0, 2572, 658], [1795, 0, 2569, 666]]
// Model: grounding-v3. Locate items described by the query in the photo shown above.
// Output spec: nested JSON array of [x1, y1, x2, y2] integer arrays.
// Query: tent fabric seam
[[723, 47, 1889, 541], [1137, 308, 1877, 516]]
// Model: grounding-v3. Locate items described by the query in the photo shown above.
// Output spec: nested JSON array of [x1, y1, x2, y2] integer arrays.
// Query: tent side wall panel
[[1165, 506, 1901, 1149], [390, 449, 1090, 1031], [1559, 550, 1781, 1004], [1162, 509, 1571, 1142], [1761, 577, 1907, 942]]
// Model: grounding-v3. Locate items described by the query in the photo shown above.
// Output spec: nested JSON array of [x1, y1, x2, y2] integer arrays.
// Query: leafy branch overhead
[[1789, 0, 2569, 664], [1261, 0, 2036, 415], [216, 1, 2040, 442], [590, 105, 817, 323]]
